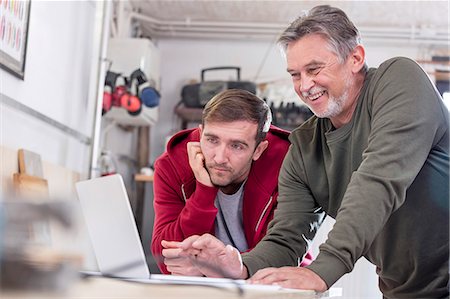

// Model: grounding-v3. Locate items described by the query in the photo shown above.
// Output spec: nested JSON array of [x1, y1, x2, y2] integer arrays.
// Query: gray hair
[[278, 5, 368, 73]]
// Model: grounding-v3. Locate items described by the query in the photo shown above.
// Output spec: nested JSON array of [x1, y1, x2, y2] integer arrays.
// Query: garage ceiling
[[123, 0, 449, 43]]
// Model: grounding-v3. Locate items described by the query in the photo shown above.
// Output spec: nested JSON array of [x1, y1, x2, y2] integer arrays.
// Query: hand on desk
[[164, 234, 327, 293], [249, 267, 327, 292]]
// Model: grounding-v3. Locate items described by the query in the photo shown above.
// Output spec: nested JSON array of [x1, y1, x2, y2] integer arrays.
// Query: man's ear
[[350, 44, 366, 73], [198, 124, 203, 136], [252, 140, 269, 161]]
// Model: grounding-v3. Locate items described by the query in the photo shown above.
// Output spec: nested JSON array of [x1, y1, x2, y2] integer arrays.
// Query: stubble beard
[[304, 75, 352, 119], [317, 88, 349, 119], [205, 164, 233, 187]]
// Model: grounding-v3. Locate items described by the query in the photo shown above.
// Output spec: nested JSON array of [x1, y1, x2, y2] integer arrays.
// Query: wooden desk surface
[[1, 276, 323, 299]]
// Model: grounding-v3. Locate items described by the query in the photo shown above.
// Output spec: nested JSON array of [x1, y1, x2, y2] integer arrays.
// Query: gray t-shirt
[[214, 183, 248, 252]]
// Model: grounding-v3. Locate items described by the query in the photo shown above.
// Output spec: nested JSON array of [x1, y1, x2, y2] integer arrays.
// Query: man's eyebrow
[[203, 133, 249, 147], [287, 60, 325, 73], [203, 132, 218, 138], [306, 59, 325, 66]]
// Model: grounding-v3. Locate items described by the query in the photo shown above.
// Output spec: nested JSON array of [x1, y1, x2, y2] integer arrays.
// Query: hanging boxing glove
[[117, 75, 142, 116], [129, 69, 160, 108], [102, 71, 120, 115]]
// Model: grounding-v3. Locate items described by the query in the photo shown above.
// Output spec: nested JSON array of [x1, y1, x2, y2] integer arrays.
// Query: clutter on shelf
[[267, 100, 313, 131]]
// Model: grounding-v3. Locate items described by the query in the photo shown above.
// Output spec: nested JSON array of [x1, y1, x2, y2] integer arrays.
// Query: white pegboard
[[103, 106, 159, 126]]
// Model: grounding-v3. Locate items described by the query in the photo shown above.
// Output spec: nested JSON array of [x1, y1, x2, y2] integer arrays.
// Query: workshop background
[[0, 1, 448, 298]]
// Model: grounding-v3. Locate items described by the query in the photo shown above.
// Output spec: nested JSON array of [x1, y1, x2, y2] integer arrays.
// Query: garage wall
[[0, 0, 104, 270], [0, 1, 101, 176]]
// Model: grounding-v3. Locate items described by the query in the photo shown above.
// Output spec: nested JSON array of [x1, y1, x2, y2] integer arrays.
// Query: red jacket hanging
[[151, 125, 313, 274]]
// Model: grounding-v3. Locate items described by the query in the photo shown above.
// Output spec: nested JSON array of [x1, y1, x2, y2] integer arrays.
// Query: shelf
[[175, 104, 203, 121], [103, 106, 159, 126], [417, 59, 450, 66], [175, 103, 203, 129], [435, 70, 450, 81], [135, 174, 154, 182]]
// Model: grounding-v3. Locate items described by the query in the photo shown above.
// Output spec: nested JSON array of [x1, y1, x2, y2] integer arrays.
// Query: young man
[[151, 89, 312, 275], [174, 5, 449, 298]]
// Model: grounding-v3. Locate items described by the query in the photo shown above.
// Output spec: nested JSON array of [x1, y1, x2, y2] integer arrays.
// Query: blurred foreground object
[[0, 199, 82, 292]]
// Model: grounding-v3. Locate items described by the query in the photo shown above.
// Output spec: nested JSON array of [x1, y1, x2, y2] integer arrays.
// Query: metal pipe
[[88, 0, 113, 179], [128, 10, 449, 44], [129, 11, 283, 29]]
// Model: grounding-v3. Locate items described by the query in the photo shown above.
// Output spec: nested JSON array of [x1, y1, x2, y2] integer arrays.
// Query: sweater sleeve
[[307, 58, 449, 287], [151, 156, 219, 274], [242, 142, 325, 275]]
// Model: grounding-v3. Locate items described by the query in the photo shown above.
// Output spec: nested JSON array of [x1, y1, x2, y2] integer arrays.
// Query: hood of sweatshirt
[[163, 125, 290, 195]]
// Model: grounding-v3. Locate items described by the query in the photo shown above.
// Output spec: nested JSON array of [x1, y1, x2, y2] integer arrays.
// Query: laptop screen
[[76, 174, 150, 279]]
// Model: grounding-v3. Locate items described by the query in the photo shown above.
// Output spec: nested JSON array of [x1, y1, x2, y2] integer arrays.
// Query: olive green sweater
[[242, 57, 449, 299]]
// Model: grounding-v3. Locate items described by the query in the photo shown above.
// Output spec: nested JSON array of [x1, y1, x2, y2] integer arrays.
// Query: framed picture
[[0, 0, 31, 80]]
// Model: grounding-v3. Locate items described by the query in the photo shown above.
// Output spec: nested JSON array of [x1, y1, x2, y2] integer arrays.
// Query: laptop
[[75, 174, 317, 294]]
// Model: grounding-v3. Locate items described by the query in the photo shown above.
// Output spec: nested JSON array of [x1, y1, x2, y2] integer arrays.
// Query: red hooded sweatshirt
[[151, 125, 312, 274]]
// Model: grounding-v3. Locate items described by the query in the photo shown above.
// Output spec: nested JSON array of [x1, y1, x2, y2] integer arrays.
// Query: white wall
[[0, 1, 100, 175], [0, 0, 105, 272]]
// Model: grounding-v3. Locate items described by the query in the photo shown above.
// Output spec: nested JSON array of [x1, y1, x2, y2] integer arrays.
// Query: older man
[[175, 5, 449, 299]]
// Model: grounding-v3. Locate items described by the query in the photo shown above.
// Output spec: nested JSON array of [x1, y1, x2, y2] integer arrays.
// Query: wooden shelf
[[417, 58, 450, 83], [435, 70, 450, 81], [135, 174, 154, 182], [175, 103, 203, 129]]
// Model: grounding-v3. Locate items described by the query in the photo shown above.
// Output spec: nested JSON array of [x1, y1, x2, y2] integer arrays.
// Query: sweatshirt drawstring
[[181, 184, 187, 201], [255, 196, 273, 232]]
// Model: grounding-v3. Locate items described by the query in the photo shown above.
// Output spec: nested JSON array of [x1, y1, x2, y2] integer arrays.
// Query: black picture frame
[[0, 0, 31, 80]]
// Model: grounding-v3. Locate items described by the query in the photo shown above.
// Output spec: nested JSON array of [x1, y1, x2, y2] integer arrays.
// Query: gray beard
[[315, 88, 349, 118]]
